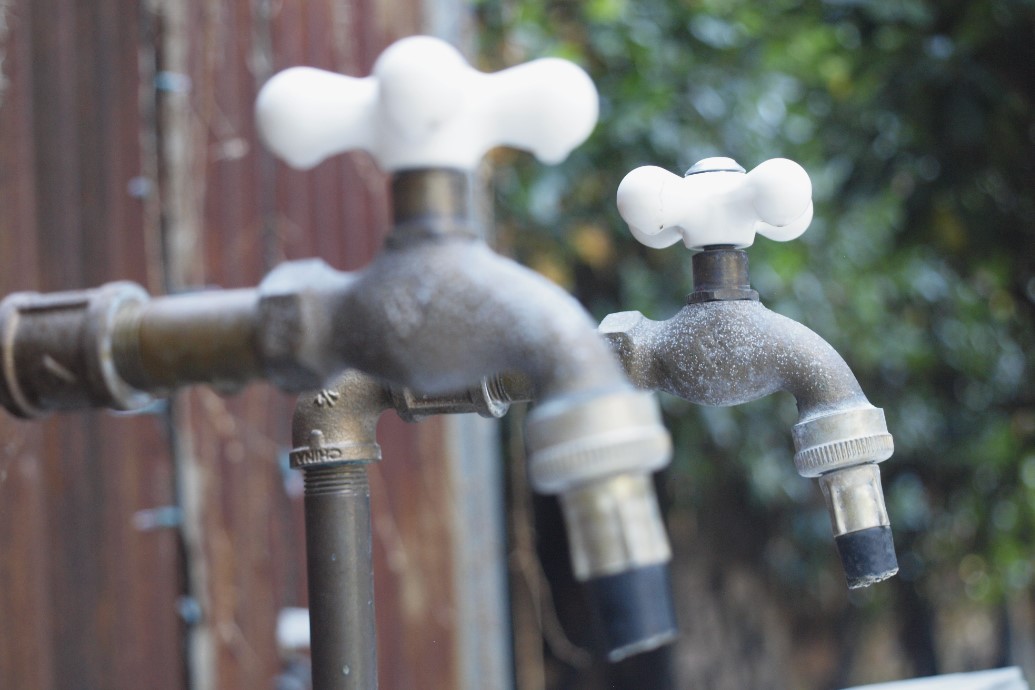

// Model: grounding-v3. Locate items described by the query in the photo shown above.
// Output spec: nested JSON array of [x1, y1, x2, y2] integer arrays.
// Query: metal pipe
[[290, 367, 533, 690], [291, 371, 388, 690], [115, 288, 261, 394], [304, 463, 377, 690]]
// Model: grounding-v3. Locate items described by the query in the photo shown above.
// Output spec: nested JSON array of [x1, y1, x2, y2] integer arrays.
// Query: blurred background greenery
[[472, 1, 1035, 688]]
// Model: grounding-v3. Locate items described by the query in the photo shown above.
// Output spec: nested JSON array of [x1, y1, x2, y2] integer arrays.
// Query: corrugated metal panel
[[1, 1, 185, 689], [1, 0, 491, 688], [0, 2, 54, 687]]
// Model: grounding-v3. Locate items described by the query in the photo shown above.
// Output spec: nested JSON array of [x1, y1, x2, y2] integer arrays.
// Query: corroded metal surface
[[0, 1, 481, 689], [1, 1, 183, 689]]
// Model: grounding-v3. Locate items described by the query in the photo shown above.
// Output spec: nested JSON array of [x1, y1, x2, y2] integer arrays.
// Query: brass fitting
[[0, 282, 152, 417]]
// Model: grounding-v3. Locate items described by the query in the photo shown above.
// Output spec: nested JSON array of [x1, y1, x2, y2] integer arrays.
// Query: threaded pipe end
[[303, 464, 370, 497]]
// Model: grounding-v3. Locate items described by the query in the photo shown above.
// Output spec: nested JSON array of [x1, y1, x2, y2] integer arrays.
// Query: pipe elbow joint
[[289, 370, 390, 470]]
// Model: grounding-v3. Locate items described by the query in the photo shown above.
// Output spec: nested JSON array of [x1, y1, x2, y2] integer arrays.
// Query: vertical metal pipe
[[303, 463, 377, 690]]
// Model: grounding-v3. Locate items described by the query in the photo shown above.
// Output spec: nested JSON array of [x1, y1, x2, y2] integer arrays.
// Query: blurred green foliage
[[475, 0, 1035, 610]]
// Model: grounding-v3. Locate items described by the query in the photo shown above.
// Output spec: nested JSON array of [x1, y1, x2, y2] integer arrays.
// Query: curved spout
[[601, 299, 893, 474], [603, 299, 871, 420], [601, 298, 897, 588], [332, 225, 677, 658]]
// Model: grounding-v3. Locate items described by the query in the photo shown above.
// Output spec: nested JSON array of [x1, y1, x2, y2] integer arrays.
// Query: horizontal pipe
[[116, 289, 262, 394]]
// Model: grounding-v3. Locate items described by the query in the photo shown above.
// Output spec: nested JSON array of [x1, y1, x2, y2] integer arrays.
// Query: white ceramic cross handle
[[616, 157, 814, 250], [255, 35, 599, 172]]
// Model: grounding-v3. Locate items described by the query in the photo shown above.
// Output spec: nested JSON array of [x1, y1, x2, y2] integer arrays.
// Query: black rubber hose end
[[836, 525, 899, 589], [584, 563, 679, 662]]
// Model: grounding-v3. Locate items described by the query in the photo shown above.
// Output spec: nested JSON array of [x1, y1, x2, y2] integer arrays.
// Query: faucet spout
[[601, 246, 897, 588], [604, 298, 874, 415]]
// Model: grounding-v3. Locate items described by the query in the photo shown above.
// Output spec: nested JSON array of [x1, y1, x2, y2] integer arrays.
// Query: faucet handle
[[616, 157, 813, 250], [255, 35, 599, 172]]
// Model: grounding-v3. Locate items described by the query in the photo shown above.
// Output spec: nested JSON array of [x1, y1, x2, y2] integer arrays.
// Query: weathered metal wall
[[0, 1, 481, 688]]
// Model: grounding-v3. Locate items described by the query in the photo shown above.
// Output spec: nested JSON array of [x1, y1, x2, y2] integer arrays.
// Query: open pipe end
[[818, 464, 899, 588], [584, 563, 679, 662], [836, 525, 899, 589]]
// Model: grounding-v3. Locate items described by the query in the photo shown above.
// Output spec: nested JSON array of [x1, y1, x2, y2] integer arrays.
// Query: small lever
[[616, 157, 814, 249], [255, 35, 599, 172]]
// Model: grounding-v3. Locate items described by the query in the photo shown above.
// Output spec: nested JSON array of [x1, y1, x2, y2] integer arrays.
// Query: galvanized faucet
[[601, 157, 898, 589], [0, 36, 678, 680], [257, 41, 678, 665]]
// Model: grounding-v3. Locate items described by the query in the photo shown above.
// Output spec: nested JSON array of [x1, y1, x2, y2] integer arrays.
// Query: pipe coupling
[[525, 389, 671, 494], [792, 406, 894, 478], [0, 282, 153, 418]]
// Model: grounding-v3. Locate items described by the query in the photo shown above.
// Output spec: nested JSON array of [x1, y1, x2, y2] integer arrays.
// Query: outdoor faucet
[[600, 157, 898, 589], [257, 38, 677, 660], [0, 37, 677, 665]]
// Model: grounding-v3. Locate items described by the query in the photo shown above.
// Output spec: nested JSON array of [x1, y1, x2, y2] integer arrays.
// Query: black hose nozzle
[[835, 525, 898, 589], [585, 562, 678, 662]]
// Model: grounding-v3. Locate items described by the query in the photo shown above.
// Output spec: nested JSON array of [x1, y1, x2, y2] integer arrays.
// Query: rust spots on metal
[[0, 0, 472, 688]]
